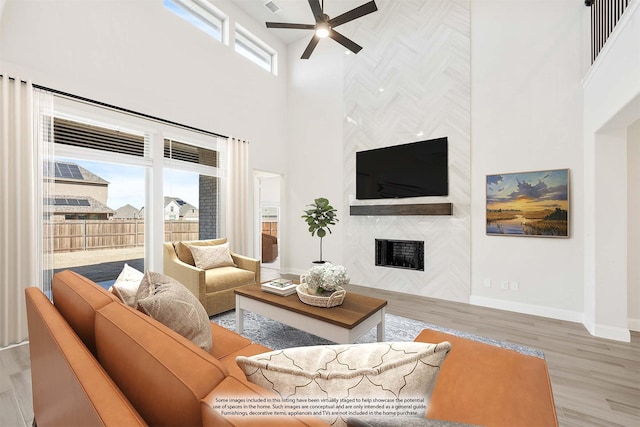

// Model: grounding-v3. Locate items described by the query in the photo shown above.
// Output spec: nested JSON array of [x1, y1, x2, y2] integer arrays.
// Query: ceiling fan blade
[[308, 0, 324, 23], [301, 35, 321, 59], [266, 22, 316, 30], [329, 1, 378, 28], [328, 29, 363, 54]]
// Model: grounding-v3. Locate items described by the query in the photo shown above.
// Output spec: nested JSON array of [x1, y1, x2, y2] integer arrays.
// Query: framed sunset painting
[[486, 169, 569, 238]]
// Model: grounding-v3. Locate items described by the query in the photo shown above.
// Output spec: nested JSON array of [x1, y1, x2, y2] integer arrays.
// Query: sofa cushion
[[188, 242, 237, 269], [175, 238, 228, 266], [204, 266, 257, 293], [95, 302, 228, 427], [236, 341, 451, 427], [415, 329, 557, 427], [110, 263, 144, 307], [51, 270, 120, 355], [136, 271, 212, 352], [25, 288, 147, 427]]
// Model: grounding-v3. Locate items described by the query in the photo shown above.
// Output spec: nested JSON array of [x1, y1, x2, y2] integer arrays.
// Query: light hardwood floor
[[1, 270, 638, 427]]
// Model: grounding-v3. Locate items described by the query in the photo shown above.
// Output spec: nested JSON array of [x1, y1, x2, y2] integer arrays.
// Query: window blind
[[53, 118, 146, 157]]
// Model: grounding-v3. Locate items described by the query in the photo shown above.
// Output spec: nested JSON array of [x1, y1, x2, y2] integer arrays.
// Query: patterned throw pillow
[[110, 263, 144, 307], [135, 271, 212, 352], [236, 341, 451, 427], [188, 242, 236, 269], [174, 238, 228, 265]]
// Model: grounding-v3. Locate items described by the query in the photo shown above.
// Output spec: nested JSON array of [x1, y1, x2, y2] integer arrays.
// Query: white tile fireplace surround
[[342, 0, 471, 303]]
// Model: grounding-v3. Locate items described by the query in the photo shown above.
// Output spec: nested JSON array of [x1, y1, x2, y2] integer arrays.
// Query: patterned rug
[[210, 310, 544, 359]]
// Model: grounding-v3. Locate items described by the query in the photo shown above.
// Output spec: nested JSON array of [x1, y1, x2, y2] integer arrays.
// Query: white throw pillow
[[188, 242, 236, 269], [110, 263, 144, 307], [236, 341, 451, 427]]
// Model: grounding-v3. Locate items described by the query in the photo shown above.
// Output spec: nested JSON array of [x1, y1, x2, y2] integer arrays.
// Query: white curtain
[[225, 137, 250, 255], [0, 76, 53, 347]]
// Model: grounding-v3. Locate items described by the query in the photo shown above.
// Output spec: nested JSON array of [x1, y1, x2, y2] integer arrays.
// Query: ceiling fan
[[266, 0, 378, 59]]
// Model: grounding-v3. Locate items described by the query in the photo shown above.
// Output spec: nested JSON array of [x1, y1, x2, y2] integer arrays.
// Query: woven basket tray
[[296, 283, 346, 308]]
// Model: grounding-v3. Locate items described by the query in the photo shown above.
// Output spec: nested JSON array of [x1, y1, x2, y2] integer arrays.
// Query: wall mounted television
[[356, 137, 448, 200]]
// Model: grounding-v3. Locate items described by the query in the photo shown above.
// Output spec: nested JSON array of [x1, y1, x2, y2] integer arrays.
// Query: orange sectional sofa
[[26, 270, 325, 427], [25, 270, 557, 426]]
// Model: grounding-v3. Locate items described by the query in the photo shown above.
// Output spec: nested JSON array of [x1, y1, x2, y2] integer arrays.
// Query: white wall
[[629, 119, 640, 329], [286, 0, 594, 324], [582, 0, 639, 340], [470, 0, 585, 320], [0, 0, 290, 258], [284, 37, 345, 272], [0, 0, 288, 174]]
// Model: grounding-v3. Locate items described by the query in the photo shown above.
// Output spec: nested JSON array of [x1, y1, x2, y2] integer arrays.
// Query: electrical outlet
[[510, 281, 519, 291], [501, 280, 509, 290], [483, 278, 491, 288]]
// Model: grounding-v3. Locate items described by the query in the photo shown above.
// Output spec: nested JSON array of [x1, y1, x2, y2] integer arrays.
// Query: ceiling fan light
[[315, 23, 330, 38]]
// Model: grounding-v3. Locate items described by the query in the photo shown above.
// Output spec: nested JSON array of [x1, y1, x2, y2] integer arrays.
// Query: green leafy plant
[[301, 197, 338, 263]]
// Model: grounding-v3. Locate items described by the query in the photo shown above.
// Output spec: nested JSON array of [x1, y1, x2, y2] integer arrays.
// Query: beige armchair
[[163, 238, 260, 316]]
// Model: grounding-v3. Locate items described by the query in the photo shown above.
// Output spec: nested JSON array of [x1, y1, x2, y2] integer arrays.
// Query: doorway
[[254, 171, 283, 273]]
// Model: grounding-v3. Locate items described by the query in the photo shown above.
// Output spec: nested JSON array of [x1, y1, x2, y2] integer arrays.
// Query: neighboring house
[[44, 162, 114, 220], [163, 197, 198, 221], [136, 197, 199, 221], [113, 204, 143, 220]]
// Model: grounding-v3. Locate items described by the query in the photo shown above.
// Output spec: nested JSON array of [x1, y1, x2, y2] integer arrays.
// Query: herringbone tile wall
[[343, 0, 471, 302]]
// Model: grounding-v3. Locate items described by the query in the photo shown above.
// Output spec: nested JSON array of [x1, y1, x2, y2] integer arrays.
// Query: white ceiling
[[233, 0, 371, 45]]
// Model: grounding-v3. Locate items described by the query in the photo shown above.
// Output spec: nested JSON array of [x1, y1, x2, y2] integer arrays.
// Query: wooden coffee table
[[234, 284, 387, 344]]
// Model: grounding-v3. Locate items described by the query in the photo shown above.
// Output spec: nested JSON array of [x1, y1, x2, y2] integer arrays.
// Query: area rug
[[210, 310, 544, 359]]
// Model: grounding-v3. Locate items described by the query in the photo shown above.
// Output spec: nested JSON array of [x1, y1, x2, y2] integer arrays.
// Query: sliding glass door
[[45, 96, 225, 287]]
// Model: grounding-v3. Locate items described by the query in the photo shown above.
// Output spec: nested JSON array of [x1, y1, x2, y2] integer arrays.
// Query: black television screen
[[356, 137, 448, 199]]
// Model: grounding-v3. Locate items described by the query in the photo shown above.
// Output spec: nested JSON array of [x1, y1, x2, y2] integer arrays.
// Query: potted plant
[[297, 263, 349, 307], [301, 197, 338, 264], [303, 263, 349, 295]]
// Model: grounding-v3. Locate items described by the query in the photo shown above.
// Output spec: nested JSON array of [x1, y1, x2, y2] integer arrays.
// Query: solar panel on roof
[[53, 198, 91, 206], [55, 163, 83, 179]]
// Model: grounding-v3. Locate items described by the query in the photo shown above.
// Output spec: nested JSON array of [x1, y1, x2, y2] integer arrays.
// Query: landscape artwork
[[486, 169, 569, 238]]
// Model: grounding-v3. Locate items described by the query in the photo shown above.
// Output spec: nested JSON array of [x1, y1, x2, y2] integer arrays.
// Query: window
[[235, 24, 277, 74], [164, 137, 222, 241], [164, 0, 228, 43], [47, 155, 147, 282], [45, 97, 226, 287]]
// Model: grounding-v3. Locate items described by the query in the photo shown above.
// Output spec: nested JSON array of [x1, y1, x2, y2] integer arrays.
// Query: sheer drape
[[0, 76, 53, 347], [225, 137, 250, 255], [34, 89, 54, 297]]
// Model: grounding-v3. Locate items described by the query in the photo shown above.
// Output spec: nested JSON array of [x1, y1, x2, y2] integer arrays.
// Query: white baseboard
[[591, 322, 631, 342], [0, 339, 28, 351], [584, 316, 632, 342], [469, 295, 584, 323], [470, 296, 634, 342]]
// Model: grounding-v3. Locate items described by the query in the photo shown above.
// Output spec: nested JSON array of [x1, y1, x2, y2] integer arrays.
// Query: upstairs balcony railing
[[586, 0, 632, 63]]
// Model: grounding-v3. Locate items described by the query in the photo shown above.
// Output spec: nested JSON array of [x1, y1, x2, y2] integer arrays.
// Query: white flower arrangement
[[305, 263, 349, 294]]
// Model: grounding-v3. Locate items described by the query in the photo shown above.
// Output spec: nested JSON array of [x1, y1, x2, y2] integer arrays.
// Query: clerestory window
[[235, 24, 277, 75], [163, 0, 228, 44]]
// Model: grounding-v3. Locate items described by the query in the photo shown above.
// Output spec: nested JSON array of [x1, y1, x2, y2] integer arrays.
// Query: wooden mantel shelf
[[349, 203, 452, 216]]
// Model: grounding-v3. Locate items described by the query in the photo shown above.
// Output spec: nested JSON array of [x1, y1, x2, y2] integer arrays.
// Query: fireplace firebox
[[375, 239, 424, 271]]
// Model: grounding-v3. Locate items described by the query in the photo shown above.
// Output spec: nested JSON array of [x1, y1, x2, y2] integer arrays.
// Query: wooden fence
[[45, 219, 199, 252]]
